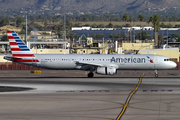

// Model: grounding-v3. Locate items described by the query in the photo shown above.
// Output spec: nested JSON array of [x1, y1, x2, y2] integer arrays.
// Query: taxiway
[[0, 70, 180, 120]]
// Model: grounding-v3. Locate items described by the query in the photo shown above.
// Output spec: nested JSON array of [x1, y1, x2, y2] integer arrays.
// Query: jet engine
[[96, 67, 117, 75]]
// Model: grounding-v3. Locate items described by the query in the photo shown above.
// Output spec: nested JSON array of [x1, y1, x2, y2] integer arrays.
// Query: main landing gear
[[155, 70, 158, 78], [88, 72, 94, 78]]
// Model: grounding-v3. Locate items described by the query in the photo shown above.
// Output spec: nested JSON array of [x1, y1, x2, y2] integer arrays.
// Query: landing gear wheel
[[155, 74, 158, 78], [88, 72, 94, 78], [155, 70, 158, 78]]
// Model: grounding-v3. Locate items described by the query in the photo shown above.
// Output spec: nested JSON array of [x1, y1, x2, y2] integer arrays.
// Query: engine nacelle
[[96, 67, 117, 75]]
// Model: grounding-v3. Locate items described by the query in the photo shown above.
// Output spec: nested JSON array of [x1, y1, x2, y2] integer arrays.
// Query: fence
[[0, 62, 43, 70]]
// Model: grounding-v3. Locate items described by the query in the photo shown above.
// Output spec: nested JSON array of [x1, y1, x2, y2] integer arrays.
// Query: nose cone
[[170, 62, 177, 68]]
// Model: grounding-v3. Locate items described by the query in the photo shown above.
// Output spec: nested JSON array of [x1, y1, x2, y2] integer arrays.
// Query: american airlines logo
[[111, 57, 146, 63], [147, 56, 154, 63]]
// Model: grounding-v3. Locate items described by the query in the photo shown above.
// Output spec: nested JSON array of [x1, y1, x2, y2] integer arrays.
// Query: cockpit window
[[164, 59, 171, 61]]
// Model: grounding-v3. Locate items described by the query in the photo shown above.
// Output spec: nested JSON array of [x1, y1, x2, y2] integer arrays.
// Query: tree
[[98, 24, 105, 28], [89, 34, 97, 39], [0, 18, 9, 27], [109, 33, 125, 39], [166, 23, 173, 28], [138, 14, 144, 27], [54, 25, 59, 32], [123, 14, 129, 24], [72, 33, 80, 39], [148, 14, 160, 46], [107, 23, 113, 28], [107, 18, 113, 28], [123, 14, 129, 41], [53, 24, 63, 38], [44, 21, 48, 31], [14, 14, 17, 27], [136, 31, 150, 40], [96, 33, 105, 39], [91, 23, 98, 28], [175, 24, 180, 28], [138, 14, 144, 40], [16, 17, 25, 27], [114, 25, 122, 28], [170, 33, 180, 42], [74, 23, 81, 27], [160, 23, 166, 28], [1, 35, 8, 41], [124, 24, 131, 27]]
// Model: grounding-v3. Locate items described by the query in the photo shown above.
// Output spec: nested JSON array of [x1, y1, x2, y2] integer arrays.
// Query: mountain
[[0, 0, 179, 15]]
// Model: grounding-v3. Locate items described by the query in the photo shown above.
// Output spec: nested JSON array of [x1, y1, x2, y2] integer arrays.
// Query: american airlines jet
[[4, 31, 177, 78]]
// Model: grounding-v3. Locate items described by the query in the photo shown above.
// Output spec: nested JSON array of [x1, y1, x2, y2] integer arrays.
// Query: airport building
[[72, 27, 180, 41]]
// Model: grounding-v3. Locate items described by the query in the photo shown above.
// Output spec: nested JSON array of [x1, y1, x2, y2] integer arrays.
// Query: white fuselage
[[22, 54, 176, 70]]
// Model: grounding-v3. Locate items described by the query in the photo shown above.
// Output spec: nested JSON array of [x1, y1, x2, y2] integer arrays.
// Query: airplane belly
[[119, 63, 154, 70], [40, 61, 76, 69]]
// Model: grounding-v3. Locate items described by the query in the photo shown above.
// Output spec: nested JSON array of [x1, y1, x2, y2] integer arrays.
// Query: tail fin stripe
[[10, 46, 29, 49], [9, 31, 15, 33], [16, 42, 24, 44], [7, 33, 13, 36], [10, 42, 18, 45], [8, 36, 14, 39], [11, 48, 21, 51], [11, 51, 34, 54], [19, 46, 28, 48], [20, 49, 30, 51], [12, 34, 18, 36], [12, 54, 35, 57], [10, 45, 19, 48], [9, 39, 16, 42], [11, 48, 30, 51], [14, 37, 21, 39], [14, 59, 39, 62], [17, 43, 25, 45], [16, 40, 22, 42]]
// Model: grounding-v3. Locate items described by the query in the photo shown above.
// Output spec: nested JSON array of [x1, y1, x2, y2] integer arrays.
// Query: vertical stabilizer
[[7, 31, 39, 63]]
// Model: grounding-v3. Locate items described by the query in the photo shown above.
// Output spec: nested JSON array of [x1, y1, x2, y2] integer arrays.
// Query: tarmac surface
[[0, 70, 180, 120]]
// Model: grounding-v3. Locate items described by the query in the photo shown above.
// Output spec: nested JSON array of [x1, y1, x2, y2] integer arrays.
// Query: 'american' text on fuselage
[[111, 57, 146, 63]]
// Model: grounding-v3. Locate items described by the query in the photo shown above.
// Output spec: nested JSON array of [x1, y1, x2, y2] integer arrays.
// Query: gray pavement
[[0, 70, 180, 120], [0, 69, 179, 78]]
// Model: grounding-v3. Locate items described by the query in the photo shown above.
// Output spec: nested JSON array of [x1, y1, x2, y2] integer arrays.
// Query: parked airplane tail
[[6, 31, 39, 63]]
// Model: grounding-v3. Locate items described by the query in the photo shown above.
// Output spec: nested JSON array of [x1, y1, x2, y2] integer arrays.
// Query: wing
[[75, 61, 105, 70], [74, 61, 119, 71]]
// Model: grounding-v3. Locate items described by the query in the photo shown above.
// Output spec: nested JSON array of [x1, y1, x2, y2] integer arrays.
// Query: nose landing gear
[[155, 70, 158, 77]]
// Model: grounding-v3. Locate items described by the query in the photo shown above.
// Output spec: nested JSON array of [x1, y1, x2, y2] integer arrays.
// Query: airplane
[[4, 31, 177, 78]]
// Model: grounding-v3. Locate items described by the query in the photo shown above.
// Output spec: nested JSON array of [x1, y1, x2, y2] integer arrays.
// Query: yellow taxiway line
[[116, 73, 145, 120]]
